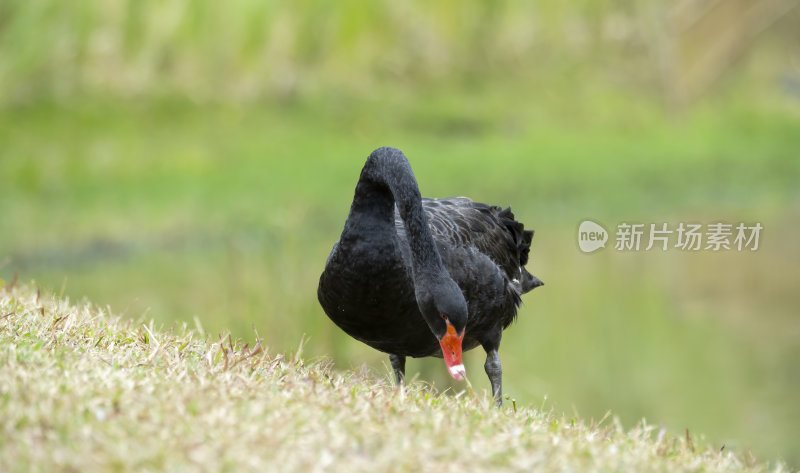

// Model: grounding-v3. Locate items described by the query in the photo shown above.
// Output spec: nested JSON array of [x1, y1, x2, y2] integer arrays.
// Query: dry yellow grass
[[0, 283, 787, 473]]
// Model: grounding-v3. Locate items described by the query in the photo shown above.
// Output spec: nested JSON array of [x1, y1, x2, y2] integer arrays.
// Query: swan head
[[416, 276, 468, 380]]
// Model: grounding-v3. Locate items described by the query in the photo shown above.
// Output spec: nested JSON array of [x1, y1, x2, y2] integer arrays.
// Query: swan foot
[[484, 349, 503, 407], [389, 354, 406, 385]]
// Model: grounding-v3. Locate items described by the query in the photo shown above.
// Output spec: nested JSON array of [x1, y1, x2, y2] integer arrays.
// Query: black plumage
[[318, 147, 543, 405]]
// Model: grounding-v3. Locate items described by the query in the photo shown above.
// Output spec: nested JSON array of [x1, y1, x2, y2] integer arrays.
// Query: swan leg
[[389, 354, 406, 385], [484, 349, 503, 407]]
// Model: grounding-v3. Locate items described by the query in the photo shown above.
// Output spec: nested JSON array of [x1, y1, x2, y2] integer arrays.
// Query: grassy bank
[[0, 283, 787, 472]]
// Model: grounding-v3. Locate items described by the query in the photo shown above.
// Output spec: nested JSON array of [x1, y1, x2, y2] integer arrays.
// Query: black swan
[[318, 147, 543, 405]]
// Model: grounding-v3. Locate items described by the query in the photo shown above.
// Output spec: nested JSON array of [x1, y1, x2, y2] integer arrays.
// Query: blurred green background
[[1, 0, 798, 467]]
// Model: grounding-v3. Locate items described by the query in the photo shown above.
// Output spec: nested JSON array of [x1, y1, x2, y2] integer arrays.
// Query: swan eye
[[440, 313, 448, 321]]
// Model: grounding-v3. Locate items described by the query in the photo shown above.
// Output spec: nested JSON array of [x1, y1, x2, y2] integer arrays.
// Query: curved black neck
[[342, 147, 445, 278]]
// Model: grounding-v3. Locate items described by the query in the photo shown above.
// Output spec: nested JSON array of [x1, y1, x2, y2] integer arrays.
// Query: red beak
[[438, 320, 465, 380]]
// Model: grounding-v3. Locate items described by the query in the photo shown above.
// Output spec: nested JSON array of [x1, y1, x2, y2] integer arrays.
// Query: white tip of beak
[[448, 364, 466, 380]]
